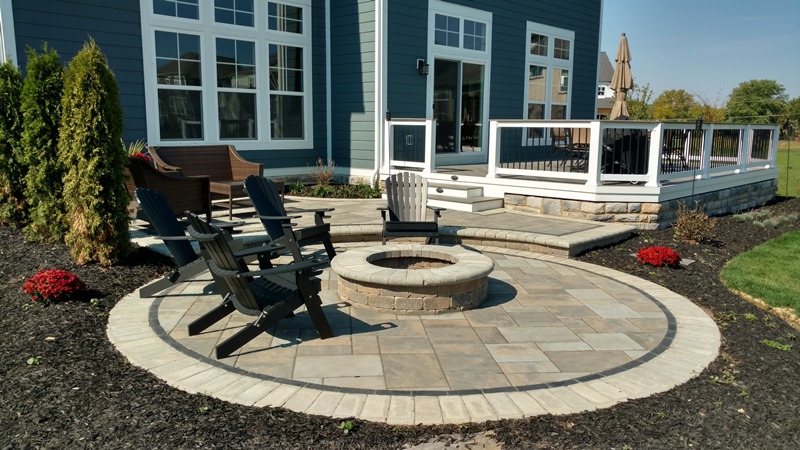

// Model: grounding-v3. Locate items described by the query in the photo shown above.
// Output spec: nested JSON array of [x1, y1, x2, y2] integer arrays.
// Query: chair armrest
[[233, 243, 284, 259], [211, 219, 246, 231], [156, 235, 191, 241], [235, 259, 320, 279], [287, 207, 335, 213], [256, 214, 300, 221]]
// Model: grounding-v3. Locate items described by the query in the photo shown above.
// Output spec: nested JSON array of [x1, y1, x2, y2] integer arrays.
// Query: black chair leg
[[215, 299, 301, 358], [188, 295, 235, 335], [323, 239, 337, 260]]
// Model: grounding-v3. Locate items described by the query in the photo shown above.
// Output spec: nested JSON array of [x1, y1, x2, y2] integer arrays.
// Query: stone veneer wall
[[504, 179, 777, 229]]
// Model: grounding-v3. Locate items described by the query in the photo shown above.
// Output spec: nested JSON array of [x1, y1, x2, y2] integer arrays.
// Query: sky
[[600, 0, 800, 105]]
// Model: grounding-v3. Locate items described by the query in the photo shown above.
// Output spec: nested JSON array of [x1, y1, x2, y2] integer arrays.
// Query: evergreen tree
[[0, 60, 24, 225], [61, 39, 131, 265], [21, 45, 65, 241]]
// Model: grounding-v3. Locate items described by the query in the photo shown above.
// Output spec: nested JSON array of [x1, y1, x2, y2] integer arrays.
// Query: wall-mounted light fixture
[[417, 58, 429, 76]]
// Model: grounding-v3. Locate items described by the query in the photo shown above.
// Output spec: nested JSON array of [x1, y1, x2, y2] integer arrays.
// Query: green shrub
[[674, 201, 716, 244], [60, 39, 131, 265], [0, 60, 24, 225], [21, 45, 65, 241]]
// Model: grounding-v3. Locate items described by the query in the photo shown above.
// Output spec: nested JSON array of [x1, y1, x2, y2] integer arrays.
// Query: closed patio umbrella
[[610, 33, 633, 119]]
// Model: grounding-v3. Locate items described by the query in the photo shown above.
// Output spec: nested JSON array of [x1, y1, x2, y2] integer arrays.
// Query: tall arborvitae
[[21, 45, 65, 241], [60, 39, 131, 265], [0, 60, 24, 225]]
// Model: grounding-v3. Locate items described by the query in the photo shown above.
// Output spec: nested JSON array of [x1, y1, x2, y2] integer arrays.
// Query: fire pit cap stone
[[331, 244, 494, 287]]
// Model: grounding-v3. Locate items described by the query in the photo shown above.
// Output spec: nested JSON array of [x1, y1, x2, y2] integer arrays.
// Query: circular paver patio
[[108, 244, 719, 424]]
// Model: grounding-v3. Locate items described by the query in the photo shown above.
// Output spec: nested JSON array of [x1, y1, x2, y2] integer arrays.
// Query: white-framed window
[[598, 85, 606, 97], [524, 22, 574, 126], [141, 0, 312, 148], [432, 2, 488, 54]]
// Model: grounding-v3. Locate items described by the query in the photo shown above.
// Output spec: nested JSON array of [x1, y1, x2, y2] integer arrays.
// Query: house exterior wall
[[385, 0, 602, 121], [11, 0, 147, 143], [330, 0, 377, 171]]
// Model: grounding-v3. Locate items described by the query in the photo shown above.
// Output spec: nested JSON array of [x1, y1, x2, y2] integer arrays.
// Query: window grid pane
[[219, 92, 257, 139], [271, 94, 303, 139], [434, 14, 459, 47], [530, 33, 548, 56], [269, 44, 303, 92], [216, 38, 255, 89], [554, 38, 570, 60], [463, 20, 486, 51], [158, 89, 203, 139], [268, 2, 303, 34], [156, 31, 201, 86], [214, 0, 254, 27], [551, 68, 569, 103], [153, 0, 198, 19], [528, 65, 547, 102]]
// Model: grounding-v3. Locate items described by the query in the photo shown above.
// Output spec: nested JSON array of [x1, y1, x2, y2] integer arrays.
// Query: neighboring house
[[596, 51, 614, 118], [0, 0, 602, 181]]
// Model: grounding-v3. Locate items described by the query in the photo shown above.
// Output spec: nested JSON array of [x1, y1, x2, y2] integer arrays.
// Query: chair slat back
[[244, 175, 287, 240], [386, 172, 428, 222], [185, 212, 261, 313], [135, 188, 197, 266]]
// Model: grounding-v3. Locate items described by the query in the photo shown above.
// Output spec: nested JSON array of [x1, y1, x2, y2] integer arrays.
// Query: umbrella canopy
[[610, 33, 633, 119]]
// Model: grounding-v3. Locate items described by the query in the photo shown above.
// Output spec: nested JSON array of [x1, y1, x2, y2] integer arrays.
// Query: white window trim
[[0, 0, 17, 65], [523, 21, 574, 145], [426, 1, 492, 164], [140, 0, 313, 150]]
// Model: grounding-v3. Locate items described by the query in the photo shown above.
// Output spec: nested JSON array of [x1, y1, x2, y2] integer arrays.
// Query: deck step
[[427, 181, 484, 199], [427, 194, 504, 213]]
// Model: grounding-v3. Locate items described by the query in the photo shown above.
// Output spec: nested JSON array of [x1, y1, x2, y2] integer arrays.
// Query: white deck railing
[[487, 120, 779, 187]]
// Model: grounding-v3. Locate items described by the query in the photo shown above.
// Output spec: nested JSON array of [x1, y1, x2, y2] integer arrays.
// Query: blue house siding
[[11, 0, 146, 143], [330, 0, 376, 171], [386, 4, 428, 118], [386, 0, 601, 121]]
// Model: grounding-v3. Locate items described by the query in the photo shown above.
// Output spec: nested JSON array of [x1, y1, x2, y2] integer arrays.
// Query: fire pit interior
[[331, 244, 494, 314]]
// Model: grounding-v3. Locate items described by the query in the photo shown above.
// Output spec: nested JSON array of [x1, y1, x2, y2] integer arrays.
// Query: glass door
[[433, 59, 484, 154]]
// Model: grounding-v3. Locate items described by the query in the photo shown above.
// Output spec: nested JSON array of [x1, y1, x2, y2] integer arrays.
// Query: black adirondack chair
[[243, 175, 336, 261], [185, 211, 332, 358], [379, 172, 444, 244], [135, 188, 280, 298]]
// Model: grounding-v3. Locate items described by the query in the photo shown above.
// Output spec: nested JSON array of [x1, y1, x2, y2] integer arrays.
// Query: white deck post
[[383, 119, 391, 173], [423, 119, 435, 173], [737, 125, 750, 173], [645, 123, 663, 187], [699, 124, 713, 180], [585, 121, 602, 187], [486, 120, 499, 179], [769, 125, 780, 168]]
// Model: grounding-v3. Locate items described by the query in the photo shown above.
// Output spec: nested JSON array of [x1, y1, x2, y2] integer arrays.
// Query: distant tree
[[782, 97, 800, 138], [21, 45, 65, 242], [650, 89, 698, 121], [725, 79, 787, 124], [61, 39, 131, 265], [0, 60, 25, 225], [626, 83, 653, 120], [691, 91, 727, 123]]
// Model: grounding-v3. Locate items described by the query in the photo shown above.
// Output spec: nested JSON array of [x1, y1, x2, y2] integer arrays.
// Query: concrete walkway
[[110, 198, 720, 424]]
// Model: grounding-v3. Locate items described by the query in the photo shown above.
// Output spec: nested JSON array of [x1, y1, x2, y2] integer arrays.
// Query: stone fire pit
[[331, 244, 494, 314]]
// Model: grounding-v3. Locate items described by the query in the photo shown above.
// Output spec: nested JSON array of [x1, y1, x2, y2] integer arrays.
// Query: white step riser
[[428, 186, 484, 198], [428, 198, 504, 213]]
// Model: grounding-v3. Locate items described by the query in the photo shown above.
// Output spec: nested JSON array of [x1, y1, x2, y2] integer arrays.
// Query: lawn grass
[[721, 230, 800, 313], [776, 140, 800, 198]]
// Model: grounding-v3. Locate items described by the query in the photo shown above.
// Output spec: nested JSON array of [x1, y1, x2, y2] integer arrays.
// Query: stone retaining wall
[[504, 179, 777, 229]]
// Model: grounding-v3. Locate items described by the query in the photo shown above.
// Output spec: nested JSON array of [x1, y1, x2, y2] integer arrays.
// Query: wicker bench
[[126, 157, 211, 221], [147, 144, 280, 220]]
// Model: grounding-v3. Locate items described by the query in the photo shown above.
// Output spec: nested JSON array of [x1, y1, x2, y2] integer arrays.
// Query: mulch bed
[[2, 198, 800, 449]]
